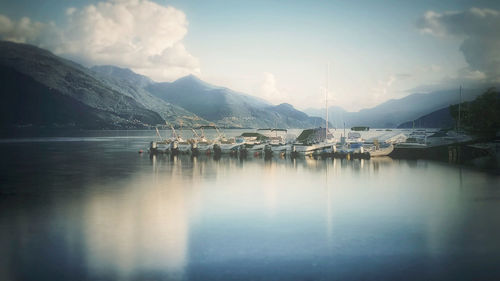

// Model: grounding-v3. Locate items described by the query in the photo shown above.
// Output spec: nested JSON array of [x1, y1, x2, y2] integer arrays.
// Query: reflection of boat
[[271, 144, 290, 153]]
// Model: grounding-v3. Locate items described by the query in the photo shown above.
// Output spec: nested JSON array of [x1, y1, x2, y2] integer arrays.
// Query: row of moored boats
[[147, 126, 441, 159]]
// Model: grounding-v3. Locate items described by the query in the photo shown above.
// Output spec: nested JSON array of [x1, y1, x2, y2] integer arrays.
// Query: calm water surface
[[1, 131, 499, 281]]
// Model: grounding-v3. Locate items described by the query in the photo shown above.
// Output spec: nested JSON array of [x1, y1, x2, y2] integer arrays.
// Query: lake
[[1, 130, 499, 281]]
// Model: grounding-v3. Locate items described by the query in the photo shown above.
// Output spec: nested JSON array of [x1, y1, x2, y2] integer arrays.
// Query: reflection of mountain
[[3, 139, 500, 280]]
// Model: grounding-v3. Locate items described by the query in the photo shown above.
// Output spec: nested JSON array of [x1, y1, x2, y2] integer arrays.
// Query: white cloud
[[0, 15, 47, 43], [0, 0, 199, 81], [369, 75, 395, 104], [66, 7, 76, 16], [417, 7, 500, 83], [368, 73, 414, 105], [255, 72, 289, 104]]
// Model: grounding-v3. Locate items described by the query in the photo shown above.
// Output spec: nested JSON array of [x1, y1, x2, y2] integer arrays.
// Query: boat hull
[[294, 143, 336, 156], [219, 143, 244, 153], [368, 144, 394, 157], [177, 143, 192, 153]]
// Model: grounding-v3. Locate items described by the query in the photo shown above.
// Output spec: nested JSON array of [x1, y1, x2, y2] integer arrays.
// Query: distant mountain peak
[[91, 65, 153, 86], [185, 73, 198, 79], [275, 103, 294, 109], [92, 65, 137, 76], [172, 74, 223, 91], [176, 74, 203, 83]]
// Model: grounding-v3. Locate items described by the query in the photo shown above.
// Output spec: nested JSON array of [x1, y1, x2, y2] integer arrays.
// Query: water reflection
[[83, 172, 190, 280], [1, 140, 500, 280]]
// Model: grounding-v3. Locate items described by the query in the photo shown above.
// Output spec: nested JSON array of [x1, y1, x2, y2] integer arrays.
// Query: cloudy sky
[[0, 0, 499, 111]]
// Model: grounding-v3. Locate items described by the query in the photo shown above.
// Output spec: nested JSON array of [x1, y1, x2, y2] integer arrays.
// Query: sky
[[0, 0, 499, 111]]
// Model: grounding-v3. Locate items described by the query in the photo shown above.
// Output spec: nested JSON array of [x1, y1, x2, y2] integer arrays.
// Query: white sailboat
[[315, 63, 336, 153], [293, 64, 336, 156]]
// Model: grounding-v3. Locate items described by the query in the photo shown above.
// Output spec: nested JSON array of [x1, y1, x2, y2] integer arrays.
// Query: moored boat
[[367, 143, 394, 157]]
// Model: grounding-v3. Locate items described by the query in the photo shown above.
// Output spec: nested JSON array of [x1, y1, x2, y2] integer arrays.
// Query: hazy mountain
[[91, 65, 154, 88], [305, 89, 484, 128], [0, 41, 206, 130], [303, 106, 348, 129], [266, 103, 326, 129], [0, 65, 156, 130], [90, 66, 207, 126], [147, 75, 324, 128], [397, 107, 455, 129], [0, 41, 332, 131], [147, 75, 270, 122]]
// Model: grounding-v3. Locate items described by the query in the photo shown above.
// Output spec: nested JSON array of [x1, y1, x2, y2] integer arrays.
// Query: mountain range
[[0, 40, 495, 133], [397, 107, 455, 129], [305, 88, 487, 128], [144, 75, 325, 128], [0, 41, 201, 130], [0, 41, 324, 131]]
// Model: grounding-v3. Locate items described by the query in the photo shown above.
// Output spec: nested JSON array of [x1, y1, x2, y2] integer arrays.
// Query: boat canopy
[[239, 132, 269, 141]]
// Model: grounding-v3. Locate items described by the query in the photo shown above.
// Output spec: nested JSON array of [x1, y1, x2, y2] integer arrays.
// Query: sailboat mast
[[326, 63, 329, 140], [458, 85, 462, 132]]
